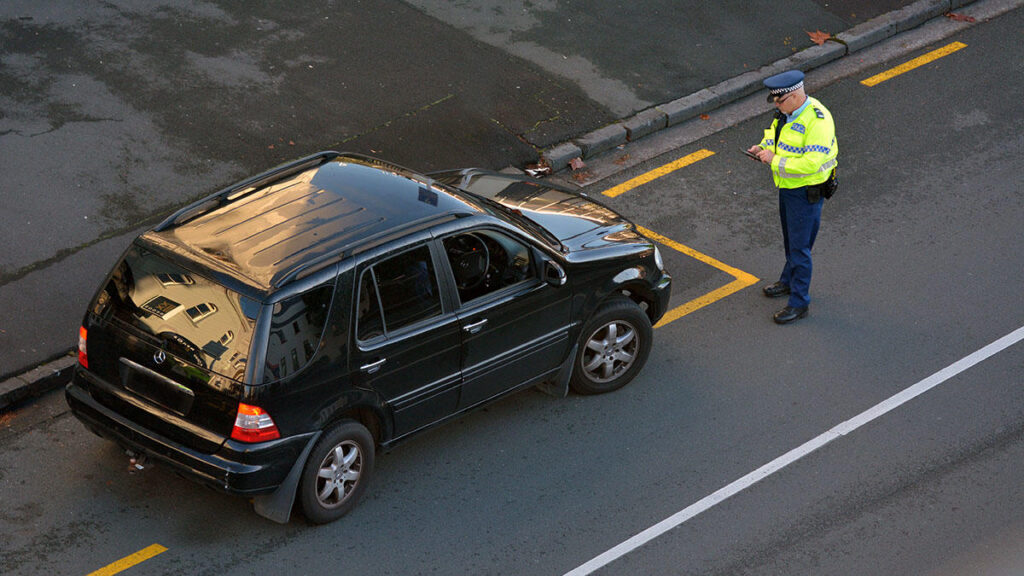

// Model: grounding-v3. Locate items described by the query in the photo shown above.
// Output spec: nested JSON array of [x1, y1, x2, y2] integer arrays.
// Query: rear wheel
[[298, 420, 374, 524], [570, 297, 652, 395]]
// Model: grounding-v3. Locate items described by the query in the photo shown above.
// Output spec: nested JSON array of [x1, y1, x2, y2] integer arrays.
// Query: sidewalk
[[0, 0, 1005, 411]]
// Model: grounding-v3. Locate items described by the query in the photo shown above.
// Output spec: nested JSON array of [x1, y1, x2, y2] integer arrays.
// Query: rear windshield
[[94, 245, 260, 381]]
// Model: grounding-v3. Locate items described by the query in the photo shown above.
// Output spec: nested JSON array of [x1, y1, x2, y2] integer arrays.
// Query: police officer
[[747, 70, 838, 324]]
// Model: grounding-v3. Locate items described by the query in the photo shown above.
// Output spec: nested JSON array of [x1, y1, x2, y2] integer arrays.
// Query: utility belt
[[803, 167, 838, 203]]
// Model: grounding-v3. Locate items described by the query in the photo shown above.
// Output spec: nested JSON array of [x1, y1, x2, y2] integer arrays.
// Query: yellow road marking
[[639, 226, 759, 328], [87, 544, 167, 576], [860, 41, 967, 87], [602, 149, 715, 198]]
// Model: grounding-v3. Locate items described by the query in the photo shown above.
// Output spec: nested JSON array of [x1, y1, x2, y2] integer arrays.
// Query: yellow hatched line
[[861, 41, 967, 87], [602, 149, 715, 198], [87, 544, 168, 576], [638, 226, 759, 328]]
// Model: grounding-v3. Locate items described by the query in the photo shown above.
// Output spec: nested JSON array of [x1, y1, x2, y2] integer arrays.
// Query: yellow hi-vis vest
[[759, 96, 838, 189]]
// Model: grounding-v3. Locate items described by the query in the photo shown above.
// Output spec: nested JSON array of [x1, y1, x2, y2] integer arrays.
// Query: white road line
[[565, 325, 1024, 576]]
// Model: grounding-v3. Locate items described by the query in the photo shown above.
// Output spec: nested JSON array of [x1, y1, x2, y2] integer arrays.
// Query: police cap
[[764, 70, 804, 102]]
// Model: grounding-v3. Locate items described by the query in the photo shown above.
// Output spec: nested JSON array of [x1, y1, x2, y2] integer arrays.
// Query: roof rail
[[336, 153, 426, 182], [155, 151, 342, 231]]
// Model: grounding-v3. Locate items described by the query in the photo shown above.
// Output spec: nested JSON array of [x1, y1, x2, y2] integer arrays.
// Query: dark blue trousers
[[778, 186, 822, 308]]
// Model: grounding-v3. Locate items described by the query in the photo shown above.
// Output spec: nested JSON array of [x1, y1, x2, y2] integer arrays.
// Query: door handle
[[463, 319, 488, 334], [360, 358, 387, 374]]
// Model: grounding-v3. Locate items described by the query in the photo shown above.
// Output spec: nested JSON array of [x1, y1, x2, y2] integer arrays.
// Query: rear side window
[[263, 283, 335, 383], [93, 246, 260, 380], [357, 244, 441, 341]]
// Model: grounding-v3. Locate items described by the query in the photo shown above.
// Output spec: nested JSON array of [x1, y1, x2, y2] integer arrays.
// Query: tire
[[298, 420, 375, 524], [570, 296, 653, 395]]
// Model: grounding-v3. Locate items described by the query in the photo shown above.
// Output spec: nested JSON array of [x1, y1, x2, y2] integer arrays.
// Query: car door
[[441, 228, 573, 409], [349, 241, 462, 438]]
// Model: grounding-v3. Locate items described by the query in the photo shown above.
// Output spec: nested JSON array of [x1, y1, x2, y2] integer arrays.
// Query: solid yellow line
[[639, 227, 758, 282], [602, 149, 715, 198], [861, 41, 967, 87], [638, 226, 759, 328], [87, 544, 168, 576], [653, 277, 755, 329]]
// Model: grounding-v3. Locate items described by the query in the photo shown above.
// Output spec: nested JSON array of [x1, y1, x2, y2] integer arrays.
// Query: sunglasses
[[772, 92, 796, 105]]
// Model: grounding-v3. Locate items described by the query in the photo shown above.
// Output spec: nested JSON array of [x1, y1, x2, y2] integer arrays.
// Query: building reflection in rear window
[[97, 245, 259, 381]]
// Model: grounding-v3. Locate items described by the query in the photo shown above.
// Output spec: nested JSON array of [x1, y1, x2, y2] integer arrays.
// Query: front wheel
[[570, 297, 653, 395], [298, 420, 375, 524]]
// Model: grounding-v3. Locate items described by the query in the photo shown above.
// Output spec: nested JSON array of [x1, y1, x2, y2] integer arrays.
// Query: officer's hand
[[756, 149, 775, 164]]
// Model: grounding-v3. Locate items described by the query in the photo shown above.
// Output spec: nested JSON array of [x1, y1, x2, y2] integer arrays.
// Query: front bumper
[[65, 374, 316, 496], [651, 270, 673, 324]]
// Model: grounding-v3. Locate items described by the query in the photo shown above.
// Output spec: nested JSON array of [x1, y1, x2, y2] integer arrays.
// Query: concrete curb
[[541, 0, 981, 172], [0, 351, 76, 412]]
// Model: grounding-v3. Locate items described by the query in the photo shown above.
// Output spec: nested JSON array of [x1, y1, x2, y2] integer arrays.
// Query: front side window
[[443, 229, 534, 304], [357, 244, 441, 341]]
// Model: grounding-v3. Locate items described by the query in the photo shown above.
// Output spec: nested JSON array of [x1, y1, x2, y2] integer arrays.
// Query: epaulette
[[813, 106, 825, 119]]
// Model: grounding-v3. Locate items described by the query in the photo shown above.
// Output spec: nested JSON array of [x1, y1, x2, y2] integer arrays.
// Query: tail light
[[231, 403, 281, 443], [78, 326, 88, 368]]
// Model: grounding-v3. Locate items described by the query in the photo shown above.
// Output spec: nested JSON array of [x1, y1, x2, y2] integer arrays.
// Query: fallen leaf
[[267, 144, 275, 149], [946, 12, 976, 22], [614, 154, 630, 165], [807, 30, 831, 46], [569, 157, 586, 171], [699, 114, 710, 121], [571, 171, 592, 183]]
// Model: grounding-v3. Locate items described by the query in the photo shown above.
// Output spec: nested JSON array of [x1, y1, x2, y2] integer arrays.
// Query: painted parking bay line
[[861, 41, 967, 87], [640, 226, 758, 329], [598, 151, 757, 327], [87, 544, 167, 576], [602, 149, 715, 198]]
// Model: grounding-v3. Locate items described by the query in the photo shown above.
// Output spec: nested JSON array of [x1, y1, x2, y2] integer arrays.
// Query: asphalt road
[[567, 9, 1024, 574], [1, 5, 1021, 576], [0, 0, 918, 378]]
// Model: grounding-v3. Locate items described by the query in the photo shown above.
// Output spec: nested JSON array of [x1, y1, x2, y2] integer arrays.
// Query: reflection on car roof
[[151, 155, 482, 290]]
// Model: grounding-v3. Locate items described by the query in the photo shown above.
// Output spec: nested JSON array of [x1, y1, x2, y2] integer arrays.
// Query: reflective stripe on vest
[[771, 98, 837, 188]]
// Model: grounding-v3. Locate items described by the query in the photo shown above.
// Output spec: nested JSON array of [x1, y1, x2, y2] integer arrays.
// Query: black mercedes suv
[[66, 152, 672, 524]]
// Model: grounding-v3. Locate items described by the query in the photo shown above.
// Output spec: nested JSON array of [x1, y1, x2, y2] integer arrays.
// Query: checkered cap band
[[769, 81, 803, 96]]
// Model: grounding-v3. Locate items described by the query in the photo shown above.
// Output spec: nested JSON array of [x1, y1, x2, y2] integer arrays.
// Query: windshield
[[432, 172, 573, 251], [94, 245, 260, 381]]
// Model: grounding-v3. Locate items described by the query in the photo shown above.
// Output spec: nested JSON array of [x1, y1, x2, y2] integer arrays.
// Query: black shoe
[[773, 306, 808, 324], [762, 282, 790, 298]]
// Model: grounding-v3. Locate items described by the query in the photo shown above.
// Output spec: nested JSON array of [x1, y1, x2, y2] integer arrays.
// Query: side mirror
[[544, 260, 567, 287]]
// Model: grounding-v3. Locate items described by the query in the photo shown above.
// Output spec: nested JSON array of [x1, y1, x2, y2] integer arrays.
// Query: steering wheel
[[447, 233, 490, 290]]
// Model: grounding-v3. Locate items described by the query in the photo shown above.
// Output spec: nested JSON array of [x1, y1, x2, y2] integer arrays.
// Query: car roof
[[144, 153, 482, 294]]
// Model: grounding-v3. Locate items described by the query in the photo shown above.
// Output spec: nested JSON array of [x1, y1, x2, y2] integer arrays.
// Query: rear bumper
[[65, 372, 316, 496]]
